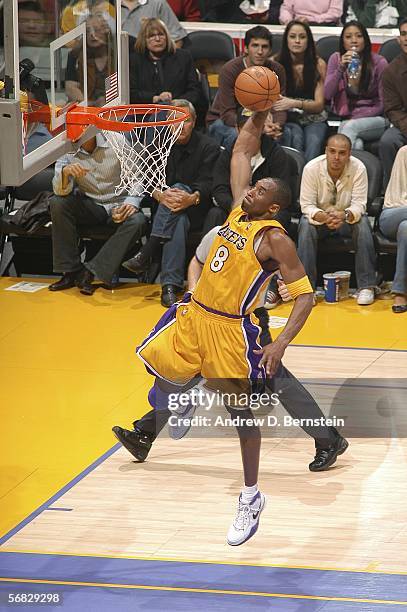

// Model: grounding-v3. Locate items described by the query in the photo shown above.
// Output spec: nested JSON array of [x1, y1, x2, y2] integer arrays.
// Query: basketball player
[[119, 110, 337, 546]]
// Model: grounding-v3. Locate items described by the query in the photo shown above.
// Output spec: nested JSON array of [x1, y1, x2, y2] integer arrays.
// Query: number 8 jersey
[[193, 206, 286, 317]]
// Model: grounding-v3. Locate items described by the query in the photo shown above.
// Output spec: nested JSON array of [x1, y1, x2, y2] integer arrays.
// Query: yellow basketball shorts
[[136, 293, 265, 385]]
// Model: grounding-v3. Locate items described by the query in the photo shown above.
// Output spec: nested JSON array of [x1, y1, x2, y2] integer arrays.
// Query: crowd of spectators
[[1, 2, 407, 315]]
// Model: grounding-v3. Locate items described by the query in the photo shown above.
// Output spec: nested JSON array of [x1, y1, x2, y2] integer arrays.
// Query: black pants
[[134, 307, 338, 450], [50, 194, 146, 283]]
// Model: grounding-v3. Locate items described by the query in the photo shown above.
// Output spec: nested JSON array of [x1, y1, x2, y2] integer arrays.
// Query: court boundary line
[[0, 577, 406, 606], [1, 550, 406, 577], [290, 344, 407, 353], [0, 444, 121, 547]]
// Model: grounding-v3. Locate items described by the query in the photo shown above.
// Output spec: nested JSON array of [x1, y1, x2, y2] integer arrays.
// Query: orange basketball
[[234, 66, 280, 112]]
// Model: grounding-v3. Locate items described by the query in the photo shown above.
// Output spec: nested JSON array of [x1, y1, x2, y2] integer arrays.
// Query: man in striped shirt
[[48, 133, 147, 294]]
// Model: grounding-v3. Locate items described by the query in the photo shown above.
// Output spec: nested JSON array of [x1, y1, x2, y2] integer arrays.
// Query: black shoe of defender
[[112, 426, 152, 462], [309, 436, 349, 472]]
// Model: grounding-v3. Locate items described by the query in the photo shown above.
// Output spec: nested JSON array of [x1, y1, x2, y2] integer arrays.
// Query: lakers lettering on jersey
[[193, 206, 286, 317]]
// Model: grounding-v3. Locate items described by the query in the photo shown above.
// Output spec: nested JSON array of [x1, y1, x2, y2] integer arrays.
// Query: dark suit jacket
[[129, 48, 201, 107], [382, 52, 407, 137]]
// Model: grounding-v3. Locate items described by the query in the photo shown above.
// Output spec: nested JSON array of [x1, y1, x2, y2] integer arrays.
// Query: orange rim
[[87, 104, 189, 132]]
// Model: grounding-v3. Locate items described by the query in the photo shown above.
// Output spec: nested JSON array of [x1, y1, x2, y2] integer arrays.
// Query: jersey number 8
[[210, 245, 230, 272]]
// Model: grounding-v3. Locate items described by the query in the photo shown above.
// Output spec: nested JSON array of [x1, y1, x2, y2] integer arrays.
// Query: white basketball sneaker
[[227, 491, 266, 546]]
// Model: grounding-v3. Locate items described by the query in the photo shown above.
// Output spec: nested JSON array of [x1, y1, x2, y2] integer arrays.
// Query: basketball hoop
[[66, 104, 189, 196]]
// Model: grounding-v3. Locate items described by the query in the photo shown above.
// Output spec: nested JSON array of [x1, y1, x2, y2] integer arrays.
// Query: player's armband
[[285, 276, 313, 299]]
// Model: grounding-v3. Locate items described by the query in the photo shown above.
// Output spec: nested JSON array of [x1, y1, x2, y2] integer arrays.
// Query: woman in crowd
[[129, 18, 200, 107], [325, 21, 388, 150], [279, 0, 343, 25], [379, 146, 407, 314], [272, 20, 327, 162], [65, 13, 115, 105]]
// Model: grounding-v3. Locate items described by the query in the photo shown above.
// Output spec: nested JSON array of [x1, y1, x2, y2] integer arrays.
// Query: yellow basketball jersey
[[193, 206, 286, 316]]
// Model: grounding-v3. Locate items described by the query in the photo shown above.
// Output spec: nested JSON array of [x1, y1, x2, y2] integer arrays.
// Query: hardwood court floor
[[1, 277, 407, 576]]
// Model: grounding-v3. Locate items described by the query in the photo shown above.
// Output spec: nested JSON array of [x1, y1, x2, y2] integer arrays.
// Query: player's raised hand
[[254, 342, 286, 376]]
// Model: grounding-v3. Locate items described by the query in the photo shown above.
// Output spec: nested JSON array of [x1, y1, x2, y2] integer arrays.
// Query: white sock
[[241, 483, 258, 504]]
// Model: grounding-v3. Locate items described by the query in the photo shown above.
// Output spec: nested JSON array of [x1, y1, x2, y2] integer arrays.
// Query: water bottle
[[347, 47, 361, 80]]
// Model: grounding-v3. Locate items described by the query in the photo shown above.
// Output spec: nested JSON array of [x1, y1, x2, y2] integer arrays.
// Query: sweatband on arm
[[285, 276, 313, 299]]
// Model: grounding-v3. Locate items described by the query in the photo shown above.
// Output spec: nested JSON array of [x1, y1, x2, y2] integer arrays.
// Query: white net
[[98, 105, 186, 197]]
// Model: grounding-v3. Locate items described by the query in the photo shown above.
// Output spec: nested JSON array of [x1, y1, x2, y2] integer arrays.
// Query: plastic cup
[[323, 273, 340, 303], [335, 271, 351, 300]]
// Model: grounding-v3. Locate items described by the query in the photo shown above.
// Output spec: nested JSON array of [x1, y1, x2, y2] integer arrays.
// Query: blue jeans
[[338, 117, 389, 150], [208, 119, 237, 152], [150, 183, 192, 240], [297, 215, 377, 290], [379, 208, 407, 295], [281, 121, 327, 162]]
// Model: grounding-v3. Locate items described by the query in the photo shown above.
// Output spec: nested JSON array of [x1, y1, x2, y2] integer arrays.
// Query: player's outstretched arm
[[255, 231, 313, 375], [230, 110, 269, 206]]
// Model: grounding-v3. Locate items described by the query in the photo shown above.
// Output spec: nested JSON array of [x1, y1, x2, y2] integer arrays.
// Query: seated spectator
[[122, 0, 188, 47], [379, 145, 407, 313], [206, 25, 287, 151], [379, 18, 407, 189], [279, 0, 343, 25], [325, 21, 389, 150], [209, 107, 297, 233], [48, 133, 146, 294], [122, 100, 220, 308], [166, 0, 201, 20], [201, 0, 249, 22], [272, 20, 328, 162], [129, 18, 200, 107], [297, 134, 377, 306], [18, 0, 53, 47], [346, 0, 407, 28], [65, 13, 114, 106]]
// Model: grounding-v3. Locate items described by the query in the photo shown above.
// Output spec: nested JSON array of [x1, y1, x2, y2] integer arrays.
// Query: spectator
[[206, 25, 286, 151], [268, 0, 284, 23], [279, 0, 343, 25], [166, 0, 201, 20], [272, 20, 328, 162], [122, 100, 220, 308], [61, 0, 116, 37], [129, 18, 200, 107], [65, 13, 115, 105], [209, 107, 297, 232], [325, 21, 389, 150], [346, 0, 407, 28], [379, 18, 407, 189], [121, 0, 188, 47], [18, 1, 53, 46], [379, 145, 407, 313], [200, 0, 249, 22], [48, 133, 147, 294], [297, 134, 377, 305]]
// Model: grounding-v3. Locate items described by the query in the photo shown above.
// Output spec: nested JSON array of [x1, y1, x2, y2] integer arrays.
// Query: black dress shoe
[[112, 426, 152, 462], [392, 304, 407, 313], [122, 251, 150, 275], [49, 271, 80, 292], [161, 284, 182, 308], [76, 269, 95, 296], [309, 436, 349, 472]]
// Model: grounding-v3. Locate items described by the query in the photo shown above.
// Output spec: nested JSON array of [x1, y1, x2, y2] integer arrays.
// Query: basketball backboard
[[0, 0, 128, 187]]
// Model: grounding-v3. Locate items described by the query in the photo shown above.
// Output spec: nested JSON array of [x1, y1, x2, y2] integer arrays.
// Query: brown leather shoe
[[49, 272, 80, 292]]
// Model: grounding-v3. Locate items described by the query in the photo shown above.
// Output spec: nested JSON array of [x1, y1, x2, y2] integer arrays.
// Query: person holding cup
[[48, 133, 147, 295]]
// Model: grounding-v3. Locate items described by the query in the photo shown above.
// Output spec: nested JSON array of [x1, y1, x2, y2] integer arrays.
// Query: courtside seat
[[188, 30, 236, 100], [281, 146, 305, 216], [316, 36, 340, 63], [378, 39, 401, 64]]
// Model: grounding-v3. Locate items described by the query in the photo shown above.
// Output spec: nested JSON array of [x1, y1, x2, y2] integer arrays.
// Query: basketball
[[234, 66, 280, 112]]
